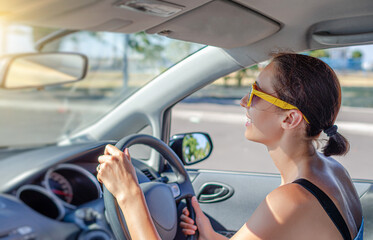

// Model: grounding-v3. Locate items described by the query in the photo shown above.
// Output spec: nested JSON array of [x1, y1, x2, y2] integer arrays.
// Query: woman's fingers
[[99, 145, 131, 167], [182, 206, 189, 216], [96, 144, 138, 201], [191, 196, 204, 217], [98, 155, 115, 163], [180, 213, 194, 224], [182, 228, 196, 235], [103, 145, 131, 162], [104, 144, 120, 155], [104, 144, 126, 158], [124, 148, 131, 162], [180, 219, 197, 236], [180, 221, 197, 230], [96, 163, 104, 183]]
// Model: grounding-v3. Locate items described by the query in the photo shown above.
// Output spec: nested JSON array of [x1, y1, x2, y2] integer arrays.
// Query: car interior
[[1, 0, 373, 239]]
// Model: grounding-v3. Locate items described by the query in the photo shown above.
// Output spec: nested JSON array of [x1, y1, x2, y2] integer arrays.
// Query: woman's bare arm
[[116, 187, 161, 240], [97, 145, 161, 240], [181, 184, 326, 240]]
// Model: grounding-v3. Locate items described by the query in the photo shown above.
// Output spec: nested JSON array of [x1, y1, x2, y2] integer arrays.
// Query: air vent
[[142, 169, 155, 181]]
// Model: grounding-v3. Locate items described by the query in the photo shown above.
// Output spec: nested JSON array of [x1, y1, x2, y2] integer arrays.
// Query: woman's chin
[[245, 128, 263, 143], [245, 129, 254, 141]]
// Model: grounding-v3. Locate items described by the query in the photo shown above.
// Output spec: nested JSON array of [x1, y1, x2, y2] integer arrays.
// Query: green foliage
[[223, 67, 257, 87], [308, 49, 330, 58], [182, 135, 210, 163], [163, 41, 196, 63], [248, 65, 259, 71], [342, 87, 373, 108], [128, 32, 165, 62], [351, 50, 363, 58]]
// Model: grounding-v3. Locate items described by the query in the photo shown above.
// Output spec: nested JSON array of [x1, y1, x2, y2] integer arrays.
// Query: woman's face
[[240, 62, 285, 146]]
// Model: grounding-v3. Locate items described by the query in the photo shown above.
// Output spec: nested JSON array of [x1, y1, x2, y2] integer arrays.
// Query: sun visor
[[146, 0, 280, 49]]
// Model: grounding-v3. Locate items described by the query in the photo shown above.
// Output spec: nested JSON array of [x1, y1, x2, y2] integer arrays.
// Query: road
[[171, 100, 373, 180]]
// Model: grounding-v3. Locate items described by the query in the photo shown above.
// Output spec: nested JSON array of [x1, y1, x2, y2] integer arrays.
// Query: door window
[[171, 46, 373, 179]]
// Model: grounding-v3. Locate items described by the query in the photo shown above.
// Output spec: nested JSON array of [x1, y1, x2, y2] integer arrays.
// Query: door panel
[[189, 169, 371, 238], [191, 170, 280, 232]]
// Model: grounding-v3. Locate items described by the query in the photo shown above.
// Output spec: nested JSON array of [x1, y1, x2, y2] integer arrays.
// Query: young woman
[[180, 53, 364, 240], [97, 53, 363, 240]]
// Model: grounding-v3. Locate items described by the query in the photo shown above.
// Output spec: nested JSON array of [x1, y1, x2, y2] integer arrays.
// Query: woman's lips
[[246, 114, 252, 127]]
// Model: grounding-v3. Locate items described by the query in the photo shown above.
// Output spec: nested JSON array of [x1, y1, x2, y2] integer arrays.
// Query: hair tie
[[324, 125, 338, 137]]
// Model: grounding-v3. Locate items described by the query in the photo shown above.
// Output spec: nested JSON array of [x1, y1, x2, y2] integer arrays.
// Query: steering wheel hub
[[141, 182, 177, 237]]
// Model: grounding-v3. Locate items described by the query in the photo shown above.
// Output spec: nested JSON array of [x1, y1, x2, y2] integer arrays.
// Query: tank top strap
[[293, 178, 352, 240]]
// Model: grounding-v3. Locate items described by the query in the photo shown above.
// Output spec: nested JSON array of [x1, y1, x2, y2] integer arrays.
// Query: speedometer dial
[[45, 164, 102, 208], [48, 172, 73, 203]]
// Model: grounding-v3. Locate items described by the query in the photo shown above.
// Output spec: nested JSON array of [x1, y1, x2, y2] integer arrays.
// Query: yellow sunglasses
[[247, 83, 309, 124]]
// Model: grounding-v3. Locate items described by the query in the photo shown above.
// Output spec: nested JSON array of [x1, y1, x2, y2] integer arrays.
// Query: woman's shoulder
[[270, 181, 318, 201], [266, 183, 317, 213], [243, 183, 341, 239], [260, 183, 325, 223]]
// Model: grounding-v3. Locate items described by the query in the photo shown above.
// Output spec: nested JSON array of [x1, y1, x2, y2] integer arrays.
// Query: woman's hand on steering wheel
[[101, 134, 198, 240], [97, 144, 140, 203], [180, 196, 216, 240]]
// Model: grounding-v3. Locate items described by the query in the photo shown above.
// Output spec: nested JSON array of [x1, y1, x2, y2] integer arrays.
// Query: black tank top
[[293, 178, 351, 240]]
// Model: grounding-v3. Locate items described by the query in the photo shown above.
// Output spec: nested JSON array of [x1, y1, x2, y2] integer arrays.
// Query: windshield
[[0, 24, 203, 148]]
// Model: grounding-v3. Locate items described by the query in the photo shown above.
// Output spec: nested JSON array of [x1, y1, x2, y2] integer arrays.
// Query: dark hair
[[270, 53, 349, 156]]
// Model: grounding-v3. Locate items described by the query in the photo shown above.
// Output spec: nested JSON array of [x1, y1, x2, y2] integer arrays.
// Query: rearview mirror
[[0, 52, 88, 89], [170, 132, 213, 165]]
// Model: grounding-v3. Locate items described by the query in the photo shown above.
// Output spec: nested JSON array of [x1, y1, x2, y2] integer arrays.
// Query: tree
[[223, 65, 258, 87], [351, 50, 363, 59], [32, 28, 165, 88], [182, 135, 198, 163], [84, 31, 165, 88], [308, 49, 330, 58], [182, 134, 211, 163], [122, 32, 165, 87]]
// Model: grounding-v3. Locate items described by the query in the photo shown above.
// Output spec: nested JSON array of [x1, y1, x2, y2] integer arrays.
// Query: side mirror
[[0, 52, 88, 89], [170, 132, 213, 165]]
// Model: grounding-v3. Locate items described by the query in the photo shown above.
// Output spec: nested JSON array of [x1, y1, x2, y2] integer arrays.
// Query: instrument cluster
[[16, 163, 102, 220]]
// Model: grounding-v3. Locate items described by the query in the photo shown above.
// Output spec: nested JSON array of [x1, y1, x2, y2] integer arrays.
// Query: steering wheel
[[103, 134, 197, 240]]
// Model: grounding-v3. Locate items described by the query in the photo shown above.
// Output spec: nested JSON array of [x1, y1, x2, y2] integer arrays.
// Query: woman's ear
[[281, 110, 303, 129]]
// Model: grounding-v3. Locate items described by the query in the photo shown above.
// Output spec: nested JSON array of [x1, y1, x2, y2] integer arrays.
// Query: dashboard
[[16, 163, 102, 220], [0, 141, 159, 240]]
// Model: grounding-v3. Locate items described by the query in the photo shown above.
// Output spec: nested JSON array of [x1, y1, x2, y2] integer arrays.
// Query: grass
[[342, 87, 373, 108]]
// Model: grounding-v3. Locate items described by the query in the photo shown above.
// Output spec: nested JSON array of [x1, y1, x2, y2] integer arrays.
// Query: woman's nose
[[240, 95, 248, 108]]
